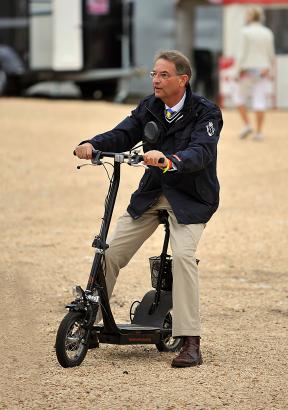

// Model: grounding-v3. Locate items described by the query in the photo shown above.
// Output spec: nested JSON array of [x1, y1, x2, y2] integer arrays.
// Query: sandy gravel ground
[[0, 98, 287, 410]]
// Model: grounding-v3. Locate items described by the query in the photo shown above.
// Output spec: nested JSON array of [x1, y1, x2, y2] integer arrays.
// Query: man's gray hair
[[154, 50, 192, 81]]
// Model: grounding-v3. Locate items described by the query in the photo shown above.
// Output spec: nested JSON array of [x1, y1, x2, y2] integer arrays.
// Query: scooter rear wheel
[[56, 311, 89, 368], [156, 313, 183, 352]]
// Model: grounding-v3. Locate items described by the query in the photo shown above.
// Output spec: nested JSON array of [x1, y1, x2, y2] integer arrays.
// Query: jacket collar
[[144, 85, 196, 131], [146, 84, 193, 108]]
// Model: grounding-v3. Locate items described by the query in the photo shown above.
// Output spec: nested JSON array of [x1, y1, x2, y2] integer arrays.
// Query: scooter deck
[[90, 290, 173, 345], [116, 324, 161, 331], [94, 323, 161, 332], [92, 323, 169, 345]]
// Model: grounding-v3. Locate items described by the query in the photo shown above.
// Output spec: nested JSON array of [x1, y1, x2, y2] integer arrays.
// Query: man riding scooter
[[75, 50, 223, 368]]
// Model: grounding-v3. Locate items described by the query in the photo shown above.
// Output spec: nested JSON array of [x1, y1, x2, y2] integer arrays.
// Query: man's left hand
[[143, 150, 168, 168]]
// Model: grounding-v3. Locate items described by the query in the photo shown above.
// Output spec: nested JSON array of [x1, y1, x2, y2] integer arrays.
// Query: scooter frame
[[55, 149, 182, 368]]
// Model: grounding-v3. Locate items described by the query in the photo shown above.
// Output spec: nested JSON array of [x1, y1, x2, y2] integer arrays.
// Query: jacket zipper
[[145, 105, 168, 131]]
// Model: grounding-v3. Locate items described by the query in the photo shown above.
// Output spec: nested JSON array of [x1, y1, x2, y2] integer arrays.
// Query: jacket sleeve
[[168, 108, 223, 174], [79, 103, 143, 153]]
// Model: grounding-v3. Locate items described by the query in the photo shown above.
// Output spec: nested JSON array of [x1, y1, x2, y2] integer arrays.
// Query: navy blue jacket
[[81, 86, 223, 224]]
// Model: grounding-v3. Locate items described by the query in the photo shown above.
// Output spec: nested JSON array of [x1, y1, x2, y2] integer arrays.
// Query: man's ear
[[179, 75, 189, 87]]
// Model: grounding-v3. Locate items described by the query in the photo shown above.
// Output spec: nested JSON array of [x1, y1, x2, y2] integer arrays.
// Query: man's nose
[[153, 77, 161, 85]]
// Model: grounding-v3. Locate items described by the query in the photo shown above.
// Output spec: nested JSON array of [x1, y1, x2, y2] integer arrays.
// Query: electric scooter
[[55, 122, 183, 368]]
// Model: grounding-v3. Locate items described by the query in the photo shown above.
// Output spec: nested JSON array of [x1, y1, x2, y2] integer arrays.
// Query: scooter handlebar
[[92, 151, 165, 164], [73, 148, 165, 164]]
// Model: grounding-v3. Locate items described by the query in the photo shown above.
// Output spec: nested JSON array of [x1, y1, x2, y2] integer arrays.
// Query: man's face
[[151, 58, 188, 106]]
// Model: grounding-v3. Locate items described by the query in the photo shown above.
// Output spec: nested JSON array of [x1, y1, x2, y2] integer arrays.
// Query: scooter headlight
[[72, 285, 84, 299]]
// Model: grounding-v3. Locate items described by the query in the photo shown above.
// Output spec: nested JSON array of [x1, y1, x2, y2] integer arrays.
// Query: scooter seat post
[[158, 210, 169, 225]]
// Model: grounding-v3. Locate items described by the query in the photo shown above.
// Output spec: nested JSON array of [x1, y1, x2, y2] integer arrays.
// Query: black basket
[[149, 255, 173, 291]]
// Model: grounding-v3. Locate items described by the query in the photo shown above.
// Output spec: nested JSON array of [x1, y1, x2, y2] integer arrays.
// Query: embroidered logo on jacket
[[206, 121, 215, 136]]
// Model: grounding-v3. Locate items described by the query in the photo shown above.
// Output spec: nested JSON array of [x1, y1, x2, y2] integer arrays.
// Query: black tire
[[76, 82, 96, 99], [0, 70, 7, 95], [55, 311, 89, 368], [156, 313, 183, 352], [0, 72, 22, 96], [98, 79, 117, 100], [76, 80, 117, 100]]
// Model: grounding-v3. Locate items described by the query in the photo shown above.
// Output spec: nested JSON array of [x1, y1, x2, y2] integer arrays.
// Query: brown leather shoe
[[171, 336, 203, 368]]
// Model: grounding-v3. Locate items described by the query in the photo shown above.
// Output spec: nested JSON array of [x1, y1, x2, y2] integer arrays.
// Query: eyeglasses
[[149, 71, 178, 80]]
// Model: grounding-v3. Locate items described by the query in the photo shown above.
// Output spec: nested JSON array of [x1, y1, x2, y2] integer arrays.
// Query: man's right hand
[[74, 143, 93, 159]]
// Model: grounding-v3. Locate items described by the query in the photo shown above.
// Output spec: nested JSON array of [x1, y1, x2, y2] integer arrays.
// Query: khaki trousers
[[100, 195, 204, 337]]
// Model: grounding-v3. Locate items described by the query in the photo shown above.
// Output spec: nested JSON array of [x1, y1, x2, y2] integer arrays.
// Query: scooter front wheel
[[56, 311, 89, 368]]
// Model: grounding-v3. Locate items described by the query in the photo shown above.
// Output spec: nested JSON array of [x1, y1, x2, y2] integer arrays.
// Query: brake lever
[[130, 163, 149, 169], [91, 149, 102, 165], [76, 163, 99, 170]]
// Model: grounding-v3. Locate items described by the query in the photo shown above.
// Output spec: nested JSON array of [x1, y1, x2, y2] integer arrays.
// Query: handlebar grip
[[137, 156, 164, 164]]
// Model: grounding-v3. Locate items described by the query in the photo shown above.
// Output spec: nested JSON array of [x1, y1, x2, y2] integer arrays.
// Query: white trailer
[[0, 0, 134, 100]]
